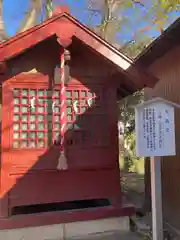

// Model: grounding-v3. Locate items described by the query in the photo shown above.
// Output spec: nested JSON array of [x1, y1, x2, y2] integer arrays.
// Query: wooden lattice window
[[12, 88, 61, 149], [12, 87, 109, 149], [66, 89, 95, 130], [65, 88, 109, 147]]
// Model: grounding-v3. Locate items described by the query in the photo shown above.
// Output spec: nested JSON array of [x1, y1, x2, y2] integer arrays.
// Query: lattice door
[[12, 88, 61, 149], [64, 86, 113, 169], [10, 85, 113, 170], [65, 87, 109, 148]]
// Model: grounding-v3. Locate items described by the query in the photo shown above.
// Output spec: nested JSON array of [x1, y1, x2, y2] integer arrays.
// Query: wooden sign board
[[135, 97, 176, 157]]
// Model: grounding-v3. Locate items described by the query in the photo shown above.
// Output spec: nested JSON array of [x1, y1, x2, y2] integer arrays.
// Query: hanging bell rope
[[57, 48, 70, 170]]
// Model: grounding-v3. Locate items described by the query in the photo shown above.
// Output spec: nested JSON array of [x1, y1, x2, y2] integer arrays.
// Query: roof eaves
[[0, 12, 66, 50], [0, 12, 134, 66], [0, 11, 158, 89], [135, 17, 180, 67]]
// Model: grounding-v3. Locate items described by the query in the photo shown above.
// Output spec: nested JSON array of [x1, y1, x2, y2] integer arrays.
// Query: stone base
[[0, 217, 130, 240], [68, 231, 142, 240]]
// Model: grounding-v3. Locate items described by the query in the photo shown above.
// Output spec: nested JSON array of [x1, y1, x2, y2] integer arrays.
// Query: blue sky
[[3, 0, 180, 44]]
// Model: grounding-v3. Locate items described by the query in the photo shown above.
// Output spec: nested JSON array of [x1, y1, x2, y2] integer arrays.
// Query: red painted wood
[[0, 83, 12, 218], [4, 149, 116, 172], [1, 75, 123, 225], [8, 169, 120, 207], [0, 204, 134, 230], [2, 81, 117, 172], [0, 29, 135, 229], [0, 195, 9, 219]]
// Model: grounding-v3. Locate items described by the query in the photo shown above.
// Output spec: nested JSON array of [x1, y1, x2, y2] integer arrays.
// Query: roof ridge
[[0, 12, 133, 64]]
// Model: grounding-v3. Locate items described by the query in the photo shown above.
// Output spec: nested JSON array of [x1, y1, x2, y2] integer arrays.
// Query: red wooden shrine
[[0, 7, 158, 229]]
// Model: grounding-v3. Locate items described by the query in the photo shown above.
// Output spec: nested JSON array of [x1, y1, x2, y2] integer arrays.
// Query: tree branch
[[131, 0, 145, 7], [17, 0, 42, 33]]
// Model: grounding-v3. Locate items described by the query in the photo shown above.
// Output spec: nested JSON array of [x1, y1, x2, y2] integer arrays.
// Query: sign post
[[150, 156, 163, 240], [135, 97, 179, 240]]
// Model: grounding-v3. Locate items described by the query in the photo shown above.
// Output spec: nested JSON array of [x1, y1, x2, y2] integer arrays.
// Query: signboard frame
[[135, 97, 180, 240], [135, 97, 176, 157]]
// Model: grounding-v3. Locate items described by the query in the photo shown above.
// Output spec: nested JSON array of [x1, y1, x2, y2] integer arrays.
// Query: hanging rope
[[57, 48, 68, 170]]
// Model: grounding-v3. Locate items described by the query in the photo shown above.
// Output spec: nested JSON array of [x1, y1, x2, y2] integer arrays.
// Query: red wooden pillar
[[0, 175, 9, 218], [0, 83, 11, 218]]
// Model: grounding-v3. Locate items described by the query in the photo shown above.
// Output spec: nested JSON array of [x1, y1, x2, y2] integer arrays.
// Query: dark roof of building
[[136, 17, 180, 67]]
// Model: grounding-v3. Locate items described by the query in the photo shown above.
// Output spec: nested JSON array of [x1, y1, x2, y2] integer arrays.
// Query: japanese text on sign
[[136, 101, 175, 157]]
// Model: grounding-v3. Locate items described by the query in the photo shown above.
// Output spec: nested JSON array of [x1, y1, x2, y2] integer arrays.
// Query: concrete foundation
[[68, 232, 142, 240], [0, 217, 130, 240]]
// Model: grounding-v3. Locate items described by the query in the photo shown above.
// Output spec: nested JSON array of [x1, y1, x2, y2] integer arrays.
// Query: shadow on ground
[[121, 172, 145, 210]]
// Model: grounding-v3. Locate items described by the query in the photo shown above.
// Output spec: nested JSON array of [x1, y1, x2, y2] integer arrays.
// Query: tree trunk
[[45, 0, 53, 18], [0, 0, 43, 41], [100, 0, 117, 42], [0, 0, 7, 42], [17, 0, 43, 33]]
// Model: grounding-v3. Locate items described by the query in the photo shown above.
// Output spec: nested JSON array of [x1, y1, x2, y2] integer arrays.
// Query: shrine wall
[[0, 37, 121, 218], [144, 44, 180, 231], [1, 37, 118, 135], [1, 36, 119, 152]]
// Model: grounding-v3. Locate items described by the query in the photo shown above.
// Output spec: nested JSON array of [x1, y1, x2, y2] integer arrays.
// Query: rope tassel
[[57, 48, 68, 170]]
